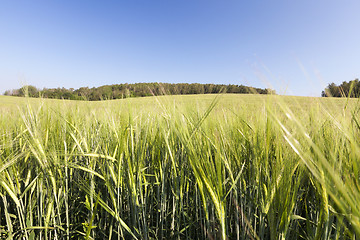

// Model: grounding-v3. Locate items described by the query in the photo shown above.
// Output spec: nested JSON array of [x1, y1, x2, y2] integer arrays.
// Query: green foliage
[[322, 79, 360, 97], [18, 85, 39, 97], [0, 94, 359, 239], [5, 83, 275, 100]]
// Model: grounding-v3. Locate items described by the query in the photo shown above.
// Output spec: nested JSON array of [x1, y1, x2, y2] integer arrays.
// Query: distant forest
[[322, 79, 360, 97], [4, 83, 275, 101]]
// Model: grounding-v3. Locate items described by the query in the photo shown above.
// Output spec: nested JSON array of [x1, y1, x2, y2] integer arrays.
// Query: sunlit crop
[[0, 94, 359, 239]]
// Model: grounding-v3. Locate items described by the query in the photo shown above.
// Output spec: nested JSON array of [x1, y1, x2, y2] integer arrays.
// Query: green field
[[0, 94, 359, 239]]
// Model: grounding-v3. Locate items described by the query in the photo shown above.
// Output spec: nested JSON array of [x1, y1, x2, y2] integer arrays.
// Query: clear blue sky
[[1, 0, 360, 96]]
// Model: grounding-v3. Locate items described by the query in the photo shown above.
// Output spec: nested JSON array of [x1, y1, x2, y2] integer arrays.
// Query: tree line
[[4, 83, 275, 100], [322, 79, 360, 97]]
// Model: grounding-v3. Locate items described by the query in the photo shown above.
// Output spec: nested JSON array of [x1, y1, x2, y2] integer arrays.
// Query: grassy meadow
[[0, 94, 360, 239]]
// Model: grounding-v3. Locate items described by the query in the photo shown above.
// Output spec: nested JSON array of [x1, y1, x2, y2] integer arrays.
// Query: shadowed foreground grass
[[0, 94, 359, 239]]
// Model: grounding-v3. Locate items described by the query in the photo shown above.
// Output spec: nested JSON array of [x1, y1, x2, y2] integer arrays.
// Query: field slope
[[0, 94, 359, 239]]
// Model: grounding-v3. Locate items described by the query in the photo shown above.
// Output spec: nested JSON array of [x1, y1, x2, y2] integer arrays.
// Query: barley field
[[0, 94, 359, 239]]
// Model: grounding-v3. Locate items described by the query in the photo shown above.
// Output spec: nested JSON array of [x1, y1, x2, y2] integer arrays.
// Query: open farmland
[[0, 94, 360, 239]]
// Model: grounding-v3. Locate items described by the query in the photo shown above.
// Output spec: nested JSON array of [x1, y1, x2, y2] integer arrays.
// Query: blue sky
[[1, 0, 360, 96]]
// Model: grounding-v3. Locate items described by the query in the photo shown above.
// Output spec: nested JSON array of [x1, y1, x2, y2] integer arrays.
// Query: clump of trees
[[4, 85, 39, 98], [4, 83, 275, 100], [322, 79, 360, 97]]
